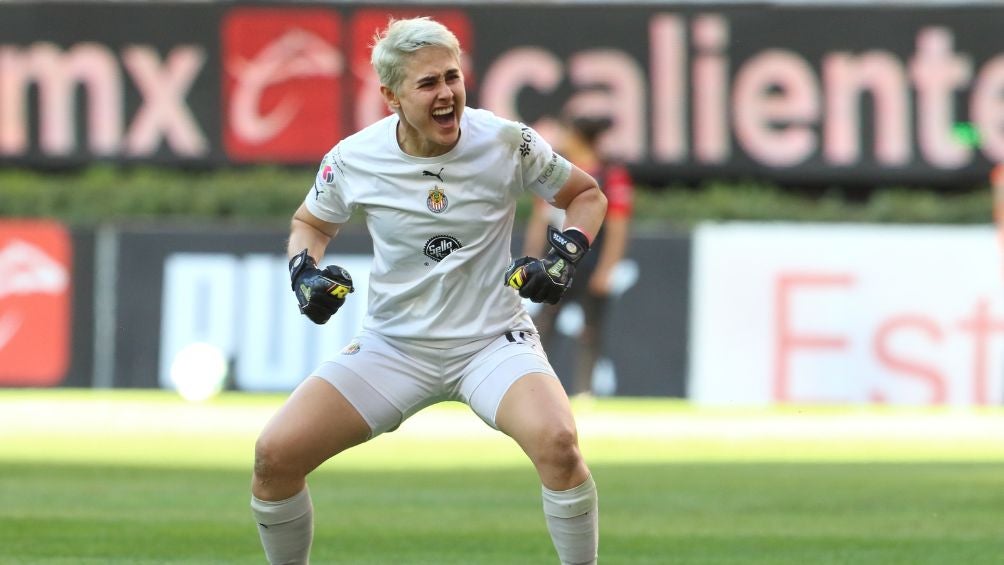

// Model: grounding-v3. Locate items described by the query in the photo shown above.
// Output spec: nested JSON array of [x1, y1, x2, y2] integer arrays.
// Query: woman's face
[[382, 46, 466, 157]]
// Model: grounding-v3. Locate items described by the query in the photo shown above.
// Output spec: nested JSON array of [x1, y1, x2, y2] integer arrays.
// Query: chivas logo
[[427, 186, 448, 213], [423, 235, 462, 262]]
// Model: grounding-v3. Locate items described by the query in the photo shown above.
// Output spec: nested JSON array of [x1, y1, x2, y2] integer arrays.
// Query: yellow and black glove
[[289, 249, 354, 324], [504, 227, 589, 305]]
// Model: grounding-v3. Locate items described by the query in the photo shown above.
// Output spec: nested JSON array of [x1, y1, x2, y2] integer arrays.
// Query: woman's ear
[[380, 85, 400, 110]]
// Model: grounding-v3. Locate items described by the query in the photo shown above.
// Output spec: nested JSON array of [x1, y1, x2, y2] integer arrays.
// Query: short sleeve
[[304, 147, 353, 223], [516, 124, 572, 204]]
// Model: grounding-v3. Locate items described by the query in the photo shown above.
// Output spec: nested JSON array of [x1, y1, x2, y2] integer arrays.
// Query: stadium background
[[3, 1, 1001, 403], [2, 2, 1004, 563]]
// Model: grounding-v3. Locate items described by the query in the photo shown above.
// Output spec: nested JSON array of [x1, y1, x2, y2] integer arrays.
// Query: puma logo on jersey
[[422, 167, 445, 182]]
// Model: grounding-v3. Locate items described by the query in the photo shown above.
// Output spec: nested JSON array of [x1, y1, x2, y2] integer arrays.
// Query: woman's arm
[[551, 165, 607, 242], [288, 203, 342, 260]]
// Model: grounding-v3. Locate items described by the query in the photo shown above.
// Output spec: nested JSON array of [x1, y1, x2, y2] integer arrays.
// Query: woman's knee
[[533, 422, 583, 470], [253, 432, 303, 483]]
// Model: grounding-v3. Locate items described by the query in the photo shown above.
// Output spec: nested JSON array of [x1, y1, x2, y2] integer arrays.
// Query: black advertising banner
[[532, 234, 692, 397], [65, 229, 95, 387], [112, 226, 315, 389], [3, 3, 1004, 186], [468, 6, 1004, 187], [0, 3, 223, 165], [109, 226, 689, 396]]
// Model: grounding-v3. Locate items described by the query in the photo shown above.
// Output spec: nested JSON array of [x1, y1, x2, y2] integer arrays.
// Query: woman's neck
[[396, 121, 458, 158]]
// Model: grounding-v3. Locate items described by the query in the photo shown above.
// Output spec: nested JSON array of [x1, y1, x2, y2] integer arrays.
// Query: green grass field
[[2, 390, 1003, 564]]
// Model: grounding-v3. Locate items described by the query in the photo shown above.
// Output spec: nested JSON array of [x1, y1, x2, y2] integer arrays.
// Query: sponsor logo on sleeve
[[518, 126, 535, 158], [322, 164, 335, 184]]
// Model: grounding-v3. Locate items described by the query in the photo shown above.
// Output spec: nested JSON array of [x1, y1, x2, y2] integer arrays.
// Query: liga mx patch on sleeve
[[533, 153, 571, 202], [0, 221, 72, 386]]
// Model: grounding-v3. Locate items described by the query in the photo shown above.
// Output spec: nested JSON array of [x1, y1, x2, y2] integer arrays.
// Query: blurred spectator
[[524, 116, 634, 397]]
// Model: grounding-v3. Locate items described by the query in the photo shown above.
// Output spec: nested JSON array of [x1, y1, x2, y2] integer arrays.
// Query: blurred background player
[[525, 116, 634, 397], [249, 16, 607, 565]]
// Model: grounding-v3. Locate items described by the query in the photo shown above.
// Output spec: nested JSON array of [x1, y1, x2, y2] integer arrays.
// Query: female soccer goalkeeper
[[250, 16, 607, 565]]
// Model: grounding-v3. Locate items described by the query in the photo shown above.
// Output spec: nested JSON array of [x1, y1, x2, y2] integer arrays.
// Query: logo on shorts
[[427, 186, 448, 213], [341, 341, 360, 355], [423, 235, 462, 262]]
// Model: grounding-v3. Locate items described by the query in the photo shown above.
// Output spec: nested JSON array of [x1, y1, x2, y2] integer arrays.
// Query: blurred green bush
[[0, 166, 308, 227], [0, 166, 992, 228], [634, 181, 992, 229]]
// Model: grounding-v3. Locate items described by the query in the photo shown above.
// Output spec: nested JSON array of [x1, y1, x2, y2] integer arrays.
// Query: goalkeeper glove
[[504, 226, 590, 304], [288, 248, 354, 325]]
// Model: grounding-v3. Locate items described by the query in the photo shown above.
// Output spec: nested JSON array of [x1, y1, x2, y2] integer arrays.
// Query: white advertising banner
[[690, 223, 1004, 407], [159, 253, 373, 392]]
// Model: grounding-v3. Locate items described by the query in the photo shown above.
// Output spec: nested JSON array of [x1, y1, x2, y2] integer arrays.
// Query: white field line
[[3, 397, 1004, 442]]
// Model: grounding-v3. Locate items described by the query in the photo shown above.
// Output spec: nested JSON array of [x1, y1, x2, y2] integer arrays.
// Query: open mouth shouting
[[432, 105, 456, 128]]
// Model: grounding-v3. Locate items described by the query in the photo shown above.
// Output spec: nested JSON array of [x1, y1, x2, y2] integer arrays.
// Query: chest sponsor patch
[[423, 235, 462, 262]]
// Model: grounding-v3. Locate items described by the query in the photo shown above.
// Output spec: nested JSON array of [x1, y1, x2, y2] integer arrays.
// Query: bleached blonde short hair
[[371, 17, 462, 94]]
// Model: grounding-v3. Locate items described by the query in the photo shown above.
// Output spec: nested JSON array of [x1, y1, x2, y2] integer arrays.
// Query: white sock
[[542, 475, 599, 565], [251, 487, 314, 565]]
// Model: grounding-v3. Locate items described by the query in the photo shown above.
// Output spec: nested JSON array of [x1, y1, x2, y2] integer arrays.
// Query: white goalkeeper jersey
[[304, 107, 572, 342]]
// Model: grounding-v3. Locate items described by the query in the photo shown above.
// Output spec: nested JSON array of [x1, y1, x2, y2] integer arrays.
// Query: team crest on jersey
[[423, 235, 462, 262], [341, 341, 361, 355], [427, 186, 448, 213]]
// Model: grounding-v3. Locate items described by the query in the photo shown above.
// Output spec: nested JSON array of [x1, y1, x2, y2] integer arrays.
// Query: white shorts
[[312, 330, 557, 438]]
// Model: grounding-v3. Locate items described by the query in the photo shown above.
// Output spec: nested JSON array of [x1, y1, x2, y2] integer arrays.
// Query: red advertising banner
[[222, 8, 344, 161], [0, 221, 72, 386]]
